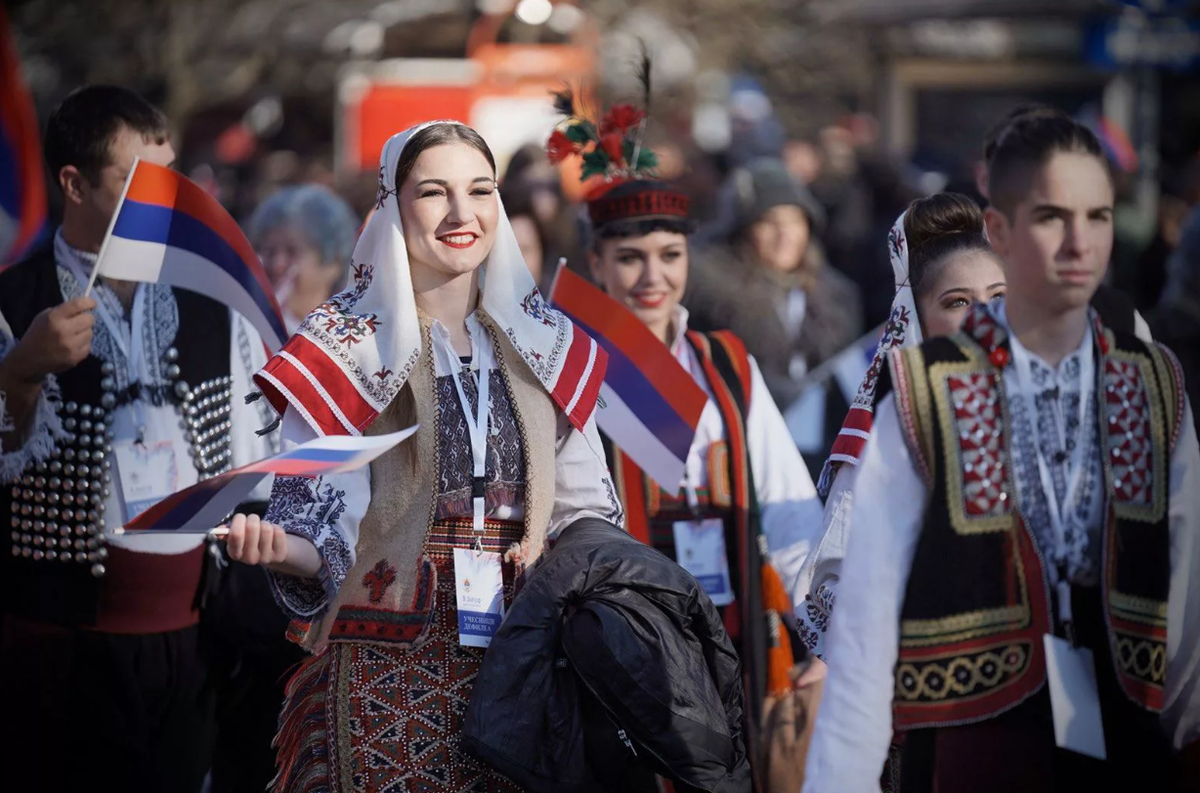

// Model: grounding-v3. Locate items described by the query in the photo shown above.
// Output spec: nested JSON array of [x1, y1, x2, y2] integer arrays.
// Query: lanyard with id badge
[[671, 473, 735, 607], [438, 322, 506, 649], [1011, 335, 1107, 761]]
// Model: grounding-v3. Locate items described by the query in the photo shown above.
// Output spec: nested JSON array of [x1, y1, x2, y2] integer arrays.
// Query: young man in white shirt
[[804, 111, 1200, 792]]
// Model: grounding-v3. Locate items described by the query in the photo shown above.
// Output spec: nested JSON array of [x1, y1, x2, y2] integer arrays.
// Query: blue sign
[[1084, 15, 1200, 71]]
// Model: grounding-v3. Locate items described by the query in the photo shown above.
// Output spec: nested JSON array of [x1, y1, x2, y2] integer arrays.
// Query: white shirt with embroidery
[[796, 305, 1153, 658], [266, 312, 625, 618], [668, 307, 826, 610], [0, 235, 275, 555], [802, 311, 1200, 793]]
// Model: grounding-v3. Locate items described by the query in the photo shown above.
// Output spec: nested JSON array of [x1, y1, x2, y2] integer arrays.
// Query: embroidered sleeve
[[0, 324, 67, 483], [265, 411, 368, 619], [794, 464, 858, 660], [797, 581, 837, 660], [547, 411, 625, 538]]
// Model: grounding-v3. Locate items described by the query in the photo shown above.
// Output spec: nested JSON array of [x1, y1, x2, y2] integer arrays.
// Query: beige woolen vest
[[291, 312, 559, 654]]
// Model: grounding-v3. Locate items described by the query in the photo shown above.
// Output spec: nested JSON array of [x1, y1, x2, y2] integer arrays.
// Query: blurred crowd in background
[[9, 0, 1200, 473]]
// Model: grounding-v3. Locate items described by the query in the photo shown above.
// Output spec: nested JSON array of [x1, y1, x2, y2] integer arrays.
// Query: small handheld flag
[[119, 425, 416, 533], [550, 262, 706, 490], [0, 7, 47, 267], [91, 159, 288, 351]]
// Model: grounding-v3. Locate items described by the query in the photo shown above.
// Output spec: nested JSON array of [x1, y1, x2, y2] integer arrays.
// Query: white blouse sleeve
[[546, 410, 625, 540], [795, 463, 858, 659], [265, 409, 370, 619], [0, 313, 67, 483], [745, 356, 826, 610], [802, 394, 927, 793], [1164, 396, 1200, 749]]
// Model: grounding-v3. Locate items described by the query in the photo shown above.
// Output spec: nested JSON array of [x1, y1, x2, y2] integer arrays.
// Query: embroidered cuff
[[796, 582, 837, 661], [268, 560, 336, 619], [264, 474, 354, 619], [0, 372, 66, 483]]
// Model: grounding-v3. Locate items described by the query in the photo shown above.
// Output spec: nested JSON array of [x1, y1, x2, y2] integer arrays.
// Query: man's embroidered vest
[[887, 304, 1185, 729], [0, 246, 233, 626]]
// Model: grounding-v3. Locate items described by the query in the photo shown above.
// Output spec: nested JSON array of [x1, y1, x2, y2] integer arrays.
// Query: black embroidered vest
[[887, 304, 1184, 729], [0, 244, 235, 626]]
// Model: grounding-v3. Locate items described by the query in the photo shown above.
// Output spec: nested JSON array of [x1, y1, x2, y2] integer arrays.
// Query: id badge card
[[114, 440, 181, 523], [1043, 634, 1107, 760], [454, 547, 505, 648], [673, 518, 735, 607]]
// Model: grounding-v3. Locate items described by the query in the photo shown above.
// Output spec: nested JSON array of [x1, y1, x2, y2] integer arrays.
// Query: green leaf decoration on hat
[[564, 121, 597, 145], [581, 149, 610, 181]]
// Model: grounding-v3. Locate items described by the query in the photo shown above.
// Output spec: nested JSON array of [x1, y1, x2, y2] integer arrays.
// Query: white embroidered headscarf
[[817, 209, 922, 497], [255, 121, 604, 437]]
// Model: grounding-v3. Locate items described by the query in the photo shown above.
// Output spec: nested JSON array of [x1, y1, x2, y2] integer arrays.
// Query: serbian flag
[[0, 7, 47, 266], [551, 265, 706, 490], [120, 425, 416, 533], [93, 159, 288, 351]]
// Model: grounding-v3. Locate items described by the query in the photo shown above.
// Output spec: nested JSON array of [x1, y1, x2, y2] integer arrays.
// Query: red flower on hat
[[546, 129, 580, 165], [600, 132, 626, 167], [600, 104, 644, 135]]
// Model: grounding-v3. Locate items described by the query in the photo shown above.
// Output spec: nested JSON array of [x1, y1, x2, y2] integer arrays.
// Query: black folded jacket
[[462, 518, 752, 793]]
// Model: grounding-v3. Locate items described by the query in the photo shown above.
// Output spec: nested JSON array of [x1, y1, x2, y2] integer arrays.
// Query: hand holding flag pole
[[117, 425, 417, 534]]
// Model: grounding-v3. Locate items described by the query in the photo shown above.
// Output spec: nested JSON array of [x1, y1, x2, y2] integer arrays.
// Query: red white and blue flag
[[550, 266, 706, 490], [0, 7, 47, 266], [120, 425, 416, 533], [94, 159, 288, 350]]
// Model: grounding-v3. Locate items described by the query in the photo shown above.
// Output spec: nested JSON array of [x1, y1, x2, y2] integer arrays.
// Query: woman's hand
[[223, 513, 290, 566], [795, 655, 828, 689]]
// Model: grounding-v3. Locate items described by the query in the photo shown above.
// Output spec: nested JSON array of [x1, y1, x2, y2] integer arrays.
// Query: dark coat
[[685, 245, 863, 410], [462, 518, 752, 793]]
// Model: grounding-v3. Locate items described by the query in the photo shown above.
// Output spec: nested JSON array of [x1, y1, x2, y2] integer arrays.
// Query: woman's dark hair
[[592, 217, 695, 247], [43, 84, 169, 187], [986, 106, 1108, 216], [394, 123, 497, 189], [904, 192, 993, 299]]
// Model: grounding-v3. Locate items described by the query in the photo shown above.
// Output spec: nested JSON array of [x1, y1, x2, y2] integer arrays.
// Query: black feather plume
[[552, 85, 576, 118], [637, 39, 652, 113]]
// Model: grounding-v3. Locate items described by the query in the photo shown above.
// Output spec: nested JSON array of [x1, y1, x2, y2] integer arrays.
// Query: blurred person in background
[[688, 158, 862, 410], [247, 184, 359, 334], [1151, 206, 1200, 436], [1118, 156, 1200, 313], [497, 179, 552, 294], [502, 142, 580, 274]]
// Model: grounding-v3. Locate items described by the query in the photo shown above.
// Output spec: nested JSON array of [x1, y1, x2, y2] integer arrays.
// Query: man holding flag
[[0, 85, 274, 792]]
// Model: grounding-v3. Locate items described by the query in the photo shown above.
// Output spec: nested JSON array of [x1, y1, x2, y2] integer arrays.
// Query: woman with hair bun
[[796, 192, 1006, 658]]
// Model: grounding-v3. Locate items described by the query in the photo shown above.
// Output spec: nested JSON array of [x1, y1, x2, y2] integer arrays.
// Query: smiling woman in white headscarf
[[220, 122, 621, 792]]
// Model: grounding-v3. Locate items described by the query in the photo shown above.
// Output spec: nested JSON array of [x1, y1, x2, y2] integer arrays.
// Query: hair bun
[[904, 192, 985, 253]]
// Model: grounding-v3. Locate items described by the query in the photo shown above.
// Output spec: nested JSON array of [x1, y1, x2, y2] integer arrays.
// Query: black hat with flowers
[[545, 57, 693, 237]]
